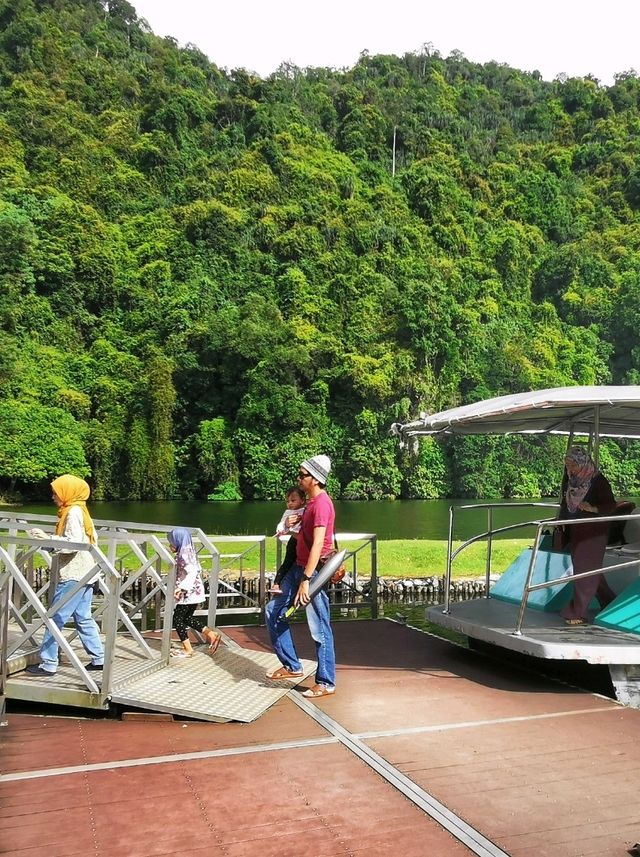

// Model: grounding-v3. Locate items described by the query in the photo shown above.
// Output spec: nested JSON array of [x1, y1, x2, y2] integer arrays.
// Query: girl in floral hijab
[[168, 527, 221, 658]]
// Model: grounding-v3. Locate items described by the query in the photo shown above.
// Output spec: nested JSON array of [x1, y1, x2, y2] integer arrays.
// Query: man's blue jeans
[[265, 563, 336, 689], [40, 580, 104, 673]]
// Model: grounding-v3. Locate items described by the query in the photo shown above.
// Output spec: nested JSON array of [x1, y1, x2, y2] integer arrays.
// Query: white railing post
[[0, 568, 8, 725], [444, 505, 455, 614]]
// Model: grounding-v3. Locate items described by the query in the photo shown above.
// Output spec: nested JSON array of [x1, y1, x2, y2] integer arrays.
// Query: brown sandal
[[564, 617, 587, 626], [205, 630, 222, 654], [265, 666, 303, 680], [302, 684, 335, 698]]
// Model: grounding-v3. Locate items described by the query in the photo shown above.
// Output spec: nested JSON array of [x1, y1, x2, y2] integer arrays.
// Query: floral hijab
[[168, 527, 199, 567], [167, 527, 205, 602], [564, 447, 597, 513], [51, 474, 96, 544]]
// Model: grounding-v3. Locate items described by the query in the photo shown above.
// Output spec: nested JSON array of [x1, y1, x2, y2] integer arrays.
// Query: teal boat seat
[[490, 548, 573, 611], [594, 578, 640, 634]]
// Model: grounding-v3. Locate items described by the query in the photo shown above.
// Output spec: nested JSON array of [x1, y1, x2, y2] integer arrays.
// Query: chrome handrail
[[0, 564, 8, 725], [443, 502, 559, 613], [513, 512, 640, 635], [210, 535, 267, 618], [1, 534, 121, 699]]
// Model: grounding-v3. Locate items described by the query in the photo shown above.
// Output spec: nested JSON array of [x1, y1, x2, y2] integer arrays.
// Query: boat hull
[[427, 598, 640, 706]]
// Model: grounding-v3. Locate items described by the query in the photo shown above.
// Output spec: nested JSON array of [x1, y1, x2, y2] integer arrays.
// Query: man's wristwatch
[[302, 573, 312, 582]]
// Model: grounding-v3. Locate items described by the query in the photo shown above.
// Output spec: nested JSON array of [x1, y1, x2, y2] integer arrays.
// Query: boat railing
[[444, 502, 559, 613], [513, 513, 640, 635]]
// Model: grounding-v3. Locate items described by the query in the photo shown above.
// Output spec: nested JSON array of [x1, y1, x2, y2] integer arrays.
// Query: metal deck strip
[[355, 704, 616, 739], [0, 736, 339, 782], [1, 705, 615, 785], [290, 692, 510, 857]]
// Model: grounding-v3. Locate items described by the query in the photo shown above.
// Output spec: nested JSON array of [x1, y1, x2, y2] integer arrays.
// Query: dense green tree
[[194, 417, 241, 500], [0, 401, 89, 491], [2, 2, 640, 501]]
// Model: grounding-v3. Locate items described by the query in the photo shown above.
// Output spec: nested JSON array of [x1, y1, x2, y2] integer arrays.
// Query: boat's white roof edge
[[391, 385, 640, 439]]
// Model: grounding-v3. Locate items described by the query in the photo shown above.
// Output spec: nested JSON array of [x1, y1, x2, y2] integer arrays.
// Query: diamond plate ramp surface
[[110, 645, 316, 722]]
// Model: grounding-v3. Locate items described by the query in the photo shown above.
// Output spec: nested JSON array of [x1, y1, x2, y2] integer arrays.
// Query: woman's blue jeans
[[265, 564, 336, 689], [40, 580, 104, 673]]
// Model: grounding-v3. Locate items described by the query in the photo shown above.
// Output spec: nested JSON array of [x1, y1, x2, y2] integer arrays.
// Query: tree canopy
[[2, 0, 640, 500]]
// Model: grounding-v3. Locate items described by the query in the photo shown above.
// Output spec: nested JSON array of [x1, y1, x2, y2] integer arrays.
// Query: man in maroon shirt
[[265, 455, 337, 697]]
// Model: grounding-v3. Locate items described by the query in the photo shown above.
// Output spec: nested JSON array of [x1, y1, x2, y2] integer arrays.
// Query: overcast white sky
[[131, 0, 638, 86]]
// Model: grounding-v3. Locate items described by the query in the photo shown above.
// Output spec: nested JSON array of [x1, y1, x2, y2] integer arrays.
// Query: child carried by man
[[269, 486, 306, 594]]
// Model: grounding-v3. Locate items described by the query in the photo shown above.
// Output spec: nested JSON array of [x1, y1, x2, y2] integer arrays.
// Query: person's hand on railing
[[27, 528, 48, 539]]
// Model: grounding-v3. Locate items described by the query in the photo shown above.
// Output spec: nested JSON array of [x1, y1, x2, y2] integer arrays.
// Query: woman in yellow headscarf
[[25, 474, 104, 677], [51, 474, 96, 544]]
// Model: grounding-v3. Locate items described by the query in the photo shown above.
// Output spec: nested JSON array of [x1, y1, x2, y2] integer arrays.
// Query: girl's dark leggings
[[173, 603, 207, 641]]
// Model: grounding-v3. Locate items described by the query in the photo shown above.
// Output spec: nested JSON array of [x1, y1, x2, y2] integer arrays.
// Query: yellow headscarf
[[51, 474, 96, 545]]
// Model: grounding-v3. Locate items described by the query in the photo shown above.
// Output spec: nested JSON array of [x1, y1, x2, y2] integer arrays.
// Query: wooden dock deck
[[2, 619, 640, 856]]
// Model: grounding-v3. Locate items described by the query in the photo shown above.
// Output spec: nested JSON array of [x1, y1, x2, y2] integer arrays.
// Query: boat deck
[[3, 619, 640, 857], [427, 598, 640, 663]]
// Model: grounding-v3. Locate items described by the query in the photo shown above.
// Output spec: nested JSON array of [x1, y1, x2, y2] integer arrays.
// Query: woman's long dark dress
[[559, 471, 617, 621]]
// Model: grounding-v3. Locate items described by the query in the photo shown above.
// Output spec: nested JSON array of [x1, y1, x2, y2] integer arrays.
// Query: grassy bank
[[21, 535, 532, 580], [375, 538, 531, 578], [238, 537, 532, 579], [378, 539, 531, 577]]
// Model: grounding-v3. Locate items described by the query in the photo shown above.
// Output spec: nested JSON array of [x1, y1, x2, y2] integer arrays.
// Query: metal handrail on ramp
[[1, 515, 380, 721]]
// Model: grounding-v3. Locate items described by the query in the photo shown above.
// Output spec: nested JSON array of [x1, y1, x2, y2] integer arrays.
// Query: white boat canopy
[[390, 386, 640, 443]]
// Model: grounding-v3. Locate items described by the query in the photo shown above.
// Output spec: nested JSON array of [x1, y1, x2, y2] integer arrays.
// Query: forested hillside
[[2, 0, 640, 501]]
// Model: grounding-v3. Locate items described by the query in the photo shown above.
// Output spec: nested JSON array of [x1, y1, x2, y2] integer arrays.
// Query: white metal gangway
[[0, 514, 379, 722], [0, 513, 265, 720]]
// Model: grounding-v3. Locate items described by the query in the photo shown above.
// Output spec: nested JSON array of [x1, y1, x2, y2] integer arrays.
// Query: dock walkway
[[2, 619, 640, 857]]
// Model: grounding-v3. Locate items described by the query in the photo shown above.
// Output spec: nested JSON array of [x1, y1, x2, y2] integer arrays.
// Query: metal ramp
[[7, 635, 154, 711], [110, 644, 316, 723], [7, 633, 315, 722]]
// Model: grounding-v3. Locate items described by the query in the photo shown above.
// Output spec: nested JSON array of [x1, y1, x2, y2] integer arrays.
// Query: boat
[[390, 386, 640, 707]]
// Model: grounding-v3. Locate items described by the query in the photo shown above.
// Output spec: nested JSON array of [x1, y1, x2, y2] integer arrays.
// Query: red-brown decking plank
[[1, 744, 473, 857], [5, 618, 639, 857], [225, 620, 640, 856], [0, 694, 326, 774], [366, 709, 640, 857], [228, 620, 611, 732]]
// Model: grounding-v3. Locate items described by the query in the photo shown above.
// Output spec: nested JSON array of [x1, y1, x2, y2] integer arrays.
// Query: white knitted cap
[[300, 454, 331, 484]]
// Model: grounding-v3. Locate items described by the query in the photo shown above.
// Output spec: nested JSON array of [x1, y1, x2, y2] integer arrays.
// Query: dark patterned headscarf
[[564, 447, 597, 513]]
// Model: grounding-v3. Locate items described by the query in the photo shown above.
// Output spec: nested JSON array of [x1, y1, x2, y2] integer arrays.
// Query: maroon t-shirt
[[296, 491, 335, 567]]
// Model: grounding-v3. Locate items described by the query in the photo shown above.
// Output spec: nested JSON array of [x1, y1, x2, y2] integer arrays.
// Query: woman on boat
[[558, 447, 617, 625]]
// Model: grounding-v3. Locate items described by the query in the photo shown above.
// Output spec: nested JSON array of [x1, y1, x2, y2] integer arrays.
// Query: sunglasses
[[297, 470, 311, 480]]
